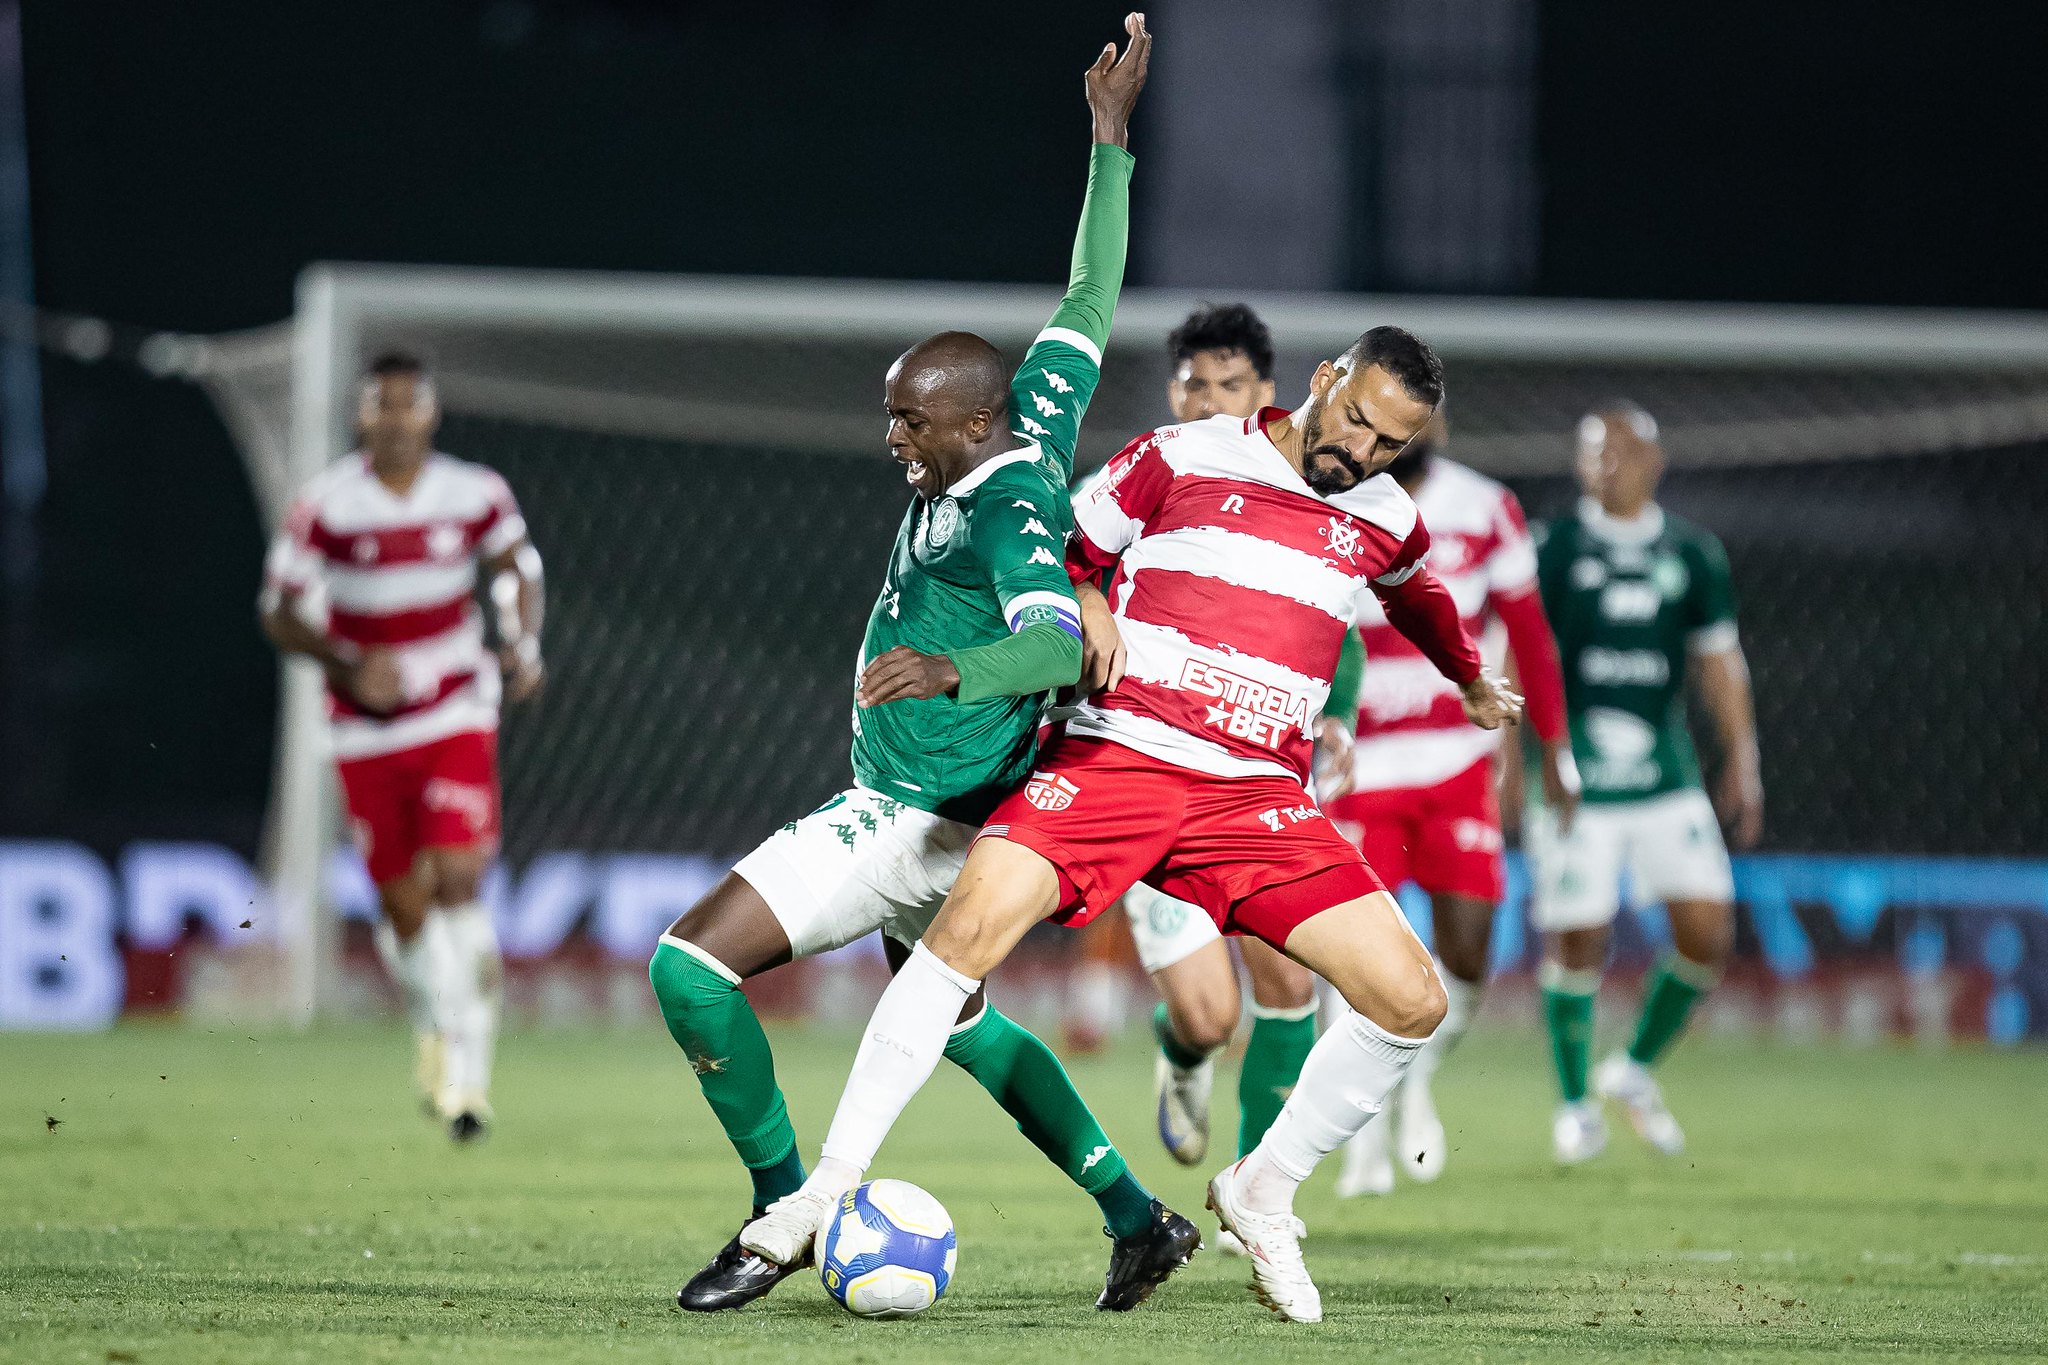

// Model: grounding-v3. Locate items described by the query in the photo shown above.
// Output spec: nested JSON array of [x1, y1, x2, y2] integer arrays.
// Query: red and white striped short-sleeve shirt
[[263, 453, 525, 760], [1351, 457, 1537, 792], [1067, 410, 1430, 786]]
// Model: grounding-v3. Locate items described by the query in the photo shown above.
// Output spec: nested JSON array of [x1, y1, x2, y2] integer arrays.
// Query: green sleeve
[[1683, 528, 1740, 649], [951, 622, 1083, 703], [1532, 519, 1566, 616], [1325, 627, 1364, 727], [1010, 143, 1134, 481], [975, 480, 1084, 636]]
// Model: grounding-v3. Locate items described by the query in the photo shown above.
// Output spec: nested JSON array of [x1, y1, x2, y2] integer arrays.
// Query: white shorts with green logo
[[1526, 787, 1735, 932], [734, 786, 976, 957], [1123, 880, 1224, 976]]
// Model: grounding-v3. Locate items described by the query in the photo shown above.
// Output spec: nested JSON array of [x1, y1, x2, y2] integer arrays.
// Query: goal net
[[189, 266, 2048, 1027]]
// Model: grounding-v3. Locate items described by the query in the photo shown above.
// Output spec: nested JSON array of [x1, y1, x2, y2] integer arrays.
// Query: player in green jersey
[[646, 14, 1197, 1316], [1527, 401, 1764, 1165]]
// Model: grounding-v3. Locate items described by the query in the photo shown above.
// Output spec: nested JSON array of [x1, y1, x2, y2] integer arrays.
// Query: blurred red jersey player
[[1324, 411, 1574, 1196], [259, 351, 545, 1142]]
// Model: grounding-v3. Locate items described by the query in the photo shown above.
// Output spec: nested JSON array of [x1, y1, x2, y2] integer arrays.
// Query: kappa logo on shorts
[[1023, 772, 1081, 812]]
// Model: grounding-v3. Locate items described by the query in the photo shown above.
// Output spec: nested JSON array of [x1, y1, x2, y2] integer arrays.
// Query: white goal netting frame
[[183, 263, 2048, 1024]]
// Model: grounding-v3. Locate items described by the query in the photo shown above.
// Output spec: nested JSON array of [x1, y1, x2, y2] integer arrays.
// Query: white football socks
[[1406, 963, 1479, 1090], [1239, 1009, 1429, 1214], [433, 901, 503, 1119], [813, 941, 980, 1194], [372, 916, 439, 1036]]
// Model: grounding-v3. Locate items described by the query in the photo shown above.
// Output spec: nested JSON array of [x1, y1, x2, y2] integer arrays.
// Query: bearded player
[[742, 327, 1523, 1324], [1098, 306, 1358, 1217], [1529, 403, 1761, 1164], [260, 351, 545, 1142], [1325, 407, 1575, 1196], [646, 16, 1196, 1317]]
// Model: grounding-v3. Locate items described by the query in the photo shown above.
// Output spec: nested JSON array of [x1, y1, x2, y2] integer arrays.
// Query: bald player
[[645, 15, 1198, 1317], [1527, 403, 1762, 1164]]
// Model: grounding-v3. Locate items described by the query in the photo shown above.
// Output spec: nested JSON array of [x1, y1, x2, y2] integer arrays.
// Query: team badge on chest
[[923, 497, 961, 550]]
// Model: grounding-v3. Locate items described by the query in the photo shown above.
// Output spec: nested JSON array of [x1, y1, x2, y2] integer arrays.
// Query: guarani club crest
[[922, 497, 961, 549], [1023, 772, 1081, 812]]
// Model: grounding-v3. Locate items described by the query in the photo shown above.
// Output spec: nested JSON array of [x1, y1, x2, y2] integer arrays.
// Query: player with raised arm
[[1529, 403, 1762, 1164], [646, 16, 1195, 1317], [260, 351, 545, 1143], [1326, 407, 1576, 1196], [742, 326, 1525, 1324]]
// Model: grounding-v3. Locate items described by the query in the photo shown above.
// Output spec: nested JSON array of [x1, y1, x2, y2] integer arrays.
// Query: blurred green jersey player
[[1529, 402, 1764, 1166], [644, 14, 1197, 1317]]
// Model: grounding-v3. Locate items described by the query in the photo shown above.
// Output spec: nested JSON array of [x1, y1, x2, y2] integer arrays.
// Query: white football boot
[[1214, 1227, 1248, 1257], [1552, 1099, 1609, 1166], [1335, 1113, 1395, 1198], [1205, 1160, 1321, 1324], [738, 1185, 838, 1266], [1394, 1075, 1448, 1183], [1154, 1052, 1214, 1167], [1594, 1051, 1686, 1155]]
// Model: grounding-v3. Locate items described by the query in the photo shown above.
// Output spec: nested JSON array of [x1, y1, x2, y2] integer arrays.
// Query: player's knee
[[1342, 960, 1447, 1040], [1172, 995, 1236, 1054], [647, 937, 738, 1013], [427, 850, 487, 906]]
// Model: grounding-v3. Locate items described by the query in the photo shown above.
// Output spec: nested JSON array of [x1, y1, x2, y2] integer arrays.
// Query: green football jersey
[[850, 334, 1103, 824], [1535, 499, 1739, 803]]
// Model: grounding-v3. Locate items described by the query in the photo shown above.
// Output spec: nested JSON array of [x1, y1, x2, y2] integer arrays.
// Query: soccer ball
[[816, 1178, 957, 1319]]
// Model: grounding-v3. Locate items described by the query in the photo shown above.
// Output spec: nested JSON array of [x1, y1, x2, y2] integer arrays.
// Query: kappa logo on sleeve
[[1030, 392, 1065, 419], [1027, 546, 1060, 567], [1023, 772, 1081, 812], [1019, 517, 1054, 538], [1040, 368, 1075, 394]]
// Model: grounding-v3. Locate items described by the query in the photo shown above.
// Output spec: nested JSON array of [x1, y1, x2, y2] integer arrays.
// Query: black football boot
[[1096, 1200, 1202, 1311], [677, 1216, 813, 1312]]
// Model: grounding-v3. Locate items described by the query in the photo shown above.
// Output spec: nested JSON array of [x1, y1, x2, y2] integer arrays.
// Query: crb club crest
[[1319, 515, 1362, 562], [1022, 772, 1080, 812]]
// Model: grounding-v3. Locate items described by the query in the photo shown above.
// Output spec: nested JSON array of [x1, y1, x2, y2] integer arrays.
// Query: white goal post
[[183, 263, 2048, 1025]]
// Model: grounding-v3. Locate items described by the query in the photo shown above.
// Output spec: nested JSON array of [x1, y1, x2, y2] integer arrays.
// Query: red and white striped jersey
[[1067, 410, 1454, 786], [263, 453, 525, 760], [1350, 458, 1537, 792]]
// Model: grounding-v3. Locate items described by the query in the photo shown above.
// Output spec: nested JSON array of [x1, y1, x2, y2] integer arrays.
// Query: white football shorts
[[733, 786, 976, 957], [1526, 787, 1735, 932], [1123, 880, 1224, 976]]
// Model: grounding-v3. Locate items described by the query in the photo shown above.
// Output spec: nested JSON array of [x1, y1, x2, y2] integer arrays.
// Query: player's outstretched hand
[[1076, 583, 1126, 693], [858, 646, 962, 708], [1085, 12, 1151, 150], [1459, 672, 1523, 731]]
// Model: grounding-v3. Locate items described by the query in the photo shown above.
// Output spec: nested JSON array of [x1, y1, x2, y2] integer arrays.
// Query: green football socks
[[647, 938, 807, 1208], [1237, 1002, 1317, 1158], [947, 1004, 1156, 1239], [1628, 953, 1720, 1067], [1541, 962, 1601, 1103], [1151, 1001, 1212, 1072]]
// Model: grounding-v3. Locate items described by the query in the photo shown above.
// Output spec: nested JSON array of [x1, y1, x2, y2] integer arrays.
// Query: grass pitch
[[3, 1017, 2044, 1363]]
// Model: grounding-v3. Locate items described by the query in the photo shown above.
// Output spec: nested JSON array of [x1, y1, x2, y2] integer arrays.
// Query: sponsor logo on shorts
[[1257, 804, 1321, 832], [1023, 772, 1081, 812], [1452, 817, 1504, 854], [422, 778, 492, 833]]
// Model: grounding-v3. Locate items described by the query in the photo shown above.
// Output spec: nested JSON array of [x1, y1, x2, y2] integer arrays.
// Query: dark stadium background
[[7, 0, 2048, 865]]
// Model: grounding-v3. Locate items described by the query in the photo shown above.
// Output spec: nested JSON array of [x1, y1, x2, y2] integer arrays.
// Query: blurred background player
[[1326, 407, 1574, 1196], [1529, 402, 1763, 1164], [259, 351, 546, 1142]]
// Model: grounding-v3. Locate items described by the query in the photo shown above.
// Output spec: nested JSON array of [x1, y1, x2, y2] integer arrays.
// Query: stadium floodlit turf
[[3, 1018, 2043, 1363]]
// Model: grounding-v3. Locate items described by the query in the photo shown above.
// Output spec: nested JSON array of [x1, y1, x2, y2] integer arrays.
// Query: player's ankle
[[1236, 1151, 1299, 1216], [810, 1156, 864, 1197]]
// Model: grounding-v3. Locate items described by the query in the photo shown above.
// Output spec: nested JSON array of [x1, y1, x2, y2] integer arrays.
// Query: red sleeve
[[1495, 587, 1567, 742], [1068, 431, 1174, 583], [1372, 566, 1483, 687]]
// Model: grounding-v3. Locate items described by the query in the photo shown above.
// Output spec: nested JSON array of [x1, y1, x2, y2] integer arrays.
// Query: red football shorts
[[980, 736, 1385, 951], [1327, 754, 1505, 902], [336, 729, 501, 885]]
